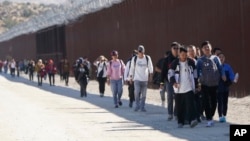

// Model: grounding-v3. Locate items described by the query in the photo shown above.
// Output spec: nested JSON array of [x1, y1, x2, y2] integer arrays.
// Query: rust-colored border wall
[[65, 0, 249, 96], [0, 33, 36, 61]]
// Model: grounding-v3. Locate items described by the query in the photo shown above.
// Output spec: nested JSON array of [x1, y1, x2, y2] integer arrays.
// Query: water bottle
[[234, 73, 239, 83]]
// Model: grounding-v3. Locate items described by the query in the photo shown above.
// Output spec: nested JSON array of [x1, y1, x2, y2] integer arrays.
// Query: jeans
[[97, 77, 107, 94], [175, 91, 196, 125], [217, 91, 229, 117], [166, 81, 176, 116], [160, 82, 167, 102], [110, 79, 123, 105], [202, 85, 218, 120], [134, 81, 148, 110]]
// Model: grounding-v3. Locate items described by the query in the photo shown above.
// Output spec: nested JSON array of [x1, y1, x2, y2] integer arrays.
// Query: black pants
[[217, 91, 229, 117], [97, 77, 107, 94], [175, 91, 196, 125], [10, 68, 15, 77], [29, 71, 34, 81], [63, 72, 69, 85], [48, 73, 55, 86], [80, 81, 88, 97], [194, 91, 204, 119], [37, 75, 43, 86], [128, 82, 135, 103], [202, 85, 218, 120]]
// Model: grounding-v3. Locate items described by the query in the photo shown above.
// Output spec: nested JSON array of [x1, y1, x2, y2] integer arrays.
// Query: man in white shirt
[[129, 45, 153, 112], [9, 59, 16, 77]]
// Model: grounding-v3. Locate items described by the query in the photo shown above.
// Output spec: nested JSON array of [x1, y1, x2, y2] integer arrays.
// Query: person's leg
[[80, 82, 84, 97], [83, 81, 88, 97], [210, 86, 218, 118], [175, 94, 184, 126], [31, 71, 33, 81], [166, 81, 174, 119], [194, 92, 201, 121], [117, 79, 123, 105], [140, 81, 148, 111], [110, 80, 118, 107], [52, 74, 55, 85], [37, 75, 40, 85], [128, 82, 135, 107], [223, 91, 229, 117], [185, 91, 197, 123], [202, 85, 212, 121], [134, 80, 141, 111], [160, 83, 167, 103], [48, 73, 52, 86], [217, 91, 223, 118]]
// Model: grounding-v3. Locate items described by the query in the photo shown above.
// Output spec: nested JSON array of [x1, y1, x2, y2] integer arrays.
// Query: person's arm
[[214, 57, 226, 80], [148, 56, 154, 82], [160, 58, 167, 85], [129, 57, 135, 80], [155, 59, 162, 73], [124, 61, 130, 81], [227, 64, 235, 82], [168, 60, 177, 85]]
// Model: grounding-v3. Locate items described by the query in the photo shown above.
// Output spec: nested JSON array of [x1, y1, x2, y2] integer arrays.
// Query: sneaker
[[178, 124, 184, 128], [141, 108, 147, 112], [115, 105, 119, 108], [161, 101, 165, 107], [167, 115, 173, 121], [129, 102, 133, 108], [134, 107, 140, 112], [190, 120, 198, 128], [118, 101, 123, 106], [219, 116, 226, 123], [206, 120, 214, 127], [201, 115, 206, 121]]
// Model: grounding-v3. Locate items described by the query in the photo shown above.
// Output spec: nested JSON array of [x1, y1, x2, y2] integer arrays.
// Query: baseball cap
[[138, 45, 145, 53], [111, 50, 118, 56]]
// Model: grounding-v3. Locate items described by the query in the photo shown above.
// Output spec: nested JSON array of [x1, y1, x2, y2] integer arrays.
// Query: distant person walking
[[129, 45, 154, 112], [217, 53, 238, 122], [9, 59, 16, 77], [0, 60, 3, 73], [62, 58, 70, 86], [160, 42, 180, 120], [107, 50, 125, 108], [76, 61, 89, 98], [94, 55, 108, 97], [28, 60, 35, 81], [46, 59, 57, 86], [35, 59, 45, 86], [124, 50, 138, 108], [197, 41, 226, 127]]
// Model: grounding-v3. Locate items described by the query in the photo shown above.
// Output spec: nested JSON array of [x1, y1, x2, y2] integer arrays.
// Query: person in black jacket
[[77, 61, 89, 98], [160, 42, 180, 120], [28, 60, 35, 81], [168, 47, 198, 128]]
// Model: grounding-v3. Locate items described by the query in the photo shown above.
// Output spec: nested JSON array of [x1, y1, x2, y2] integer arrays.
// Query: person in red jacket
[[46, 59, 57, 86]]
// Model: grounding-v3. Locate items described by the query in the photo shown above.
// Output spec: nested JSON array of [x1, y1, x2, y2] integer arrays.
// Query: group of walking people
[[0, 41, 239, 129]]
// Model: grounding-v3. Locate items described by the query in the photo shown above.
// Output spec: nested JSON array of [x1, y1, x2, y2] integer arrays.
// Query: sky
[[0, 0, 68, 5]]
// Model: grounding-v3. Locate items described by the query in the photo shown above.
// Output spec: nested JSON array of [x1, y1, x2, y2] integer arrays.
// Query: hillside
[[0, 1, 55, 33]]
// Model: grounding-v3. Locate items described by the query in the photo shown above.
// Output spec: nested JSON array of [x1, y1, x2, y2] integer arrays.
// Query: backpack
[[97, 62, 106, 78], [200, 55, 220, 86], [133, 55, 149, 67]]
